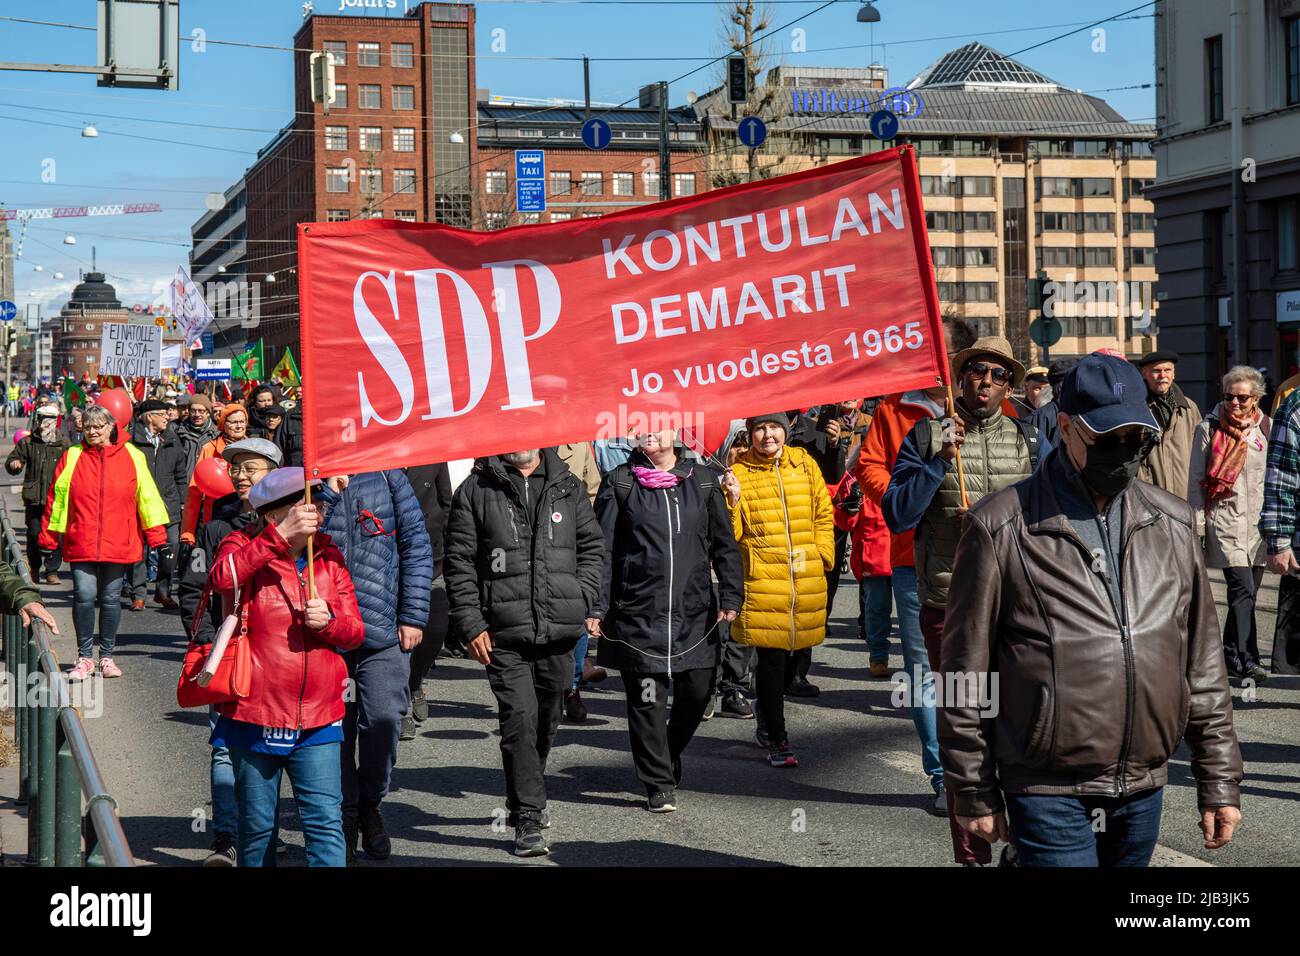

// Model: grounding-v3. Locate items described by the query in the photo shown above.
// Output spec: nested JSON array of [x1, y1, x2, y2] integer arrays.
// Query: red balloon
[[193, 457, 235, 499], [95, 389, 134, 430]]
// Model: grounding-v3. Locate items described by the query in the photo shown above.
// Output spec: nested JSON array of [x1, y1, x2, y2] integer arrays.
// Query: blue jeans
[[70, 562, 130, 659], [859, 575, 892, 663], [208, 707, 236, 840], [572, 631, 589, 690], [892, 566, 941, 792], [1005, 788, 1164, 867], [230, 742, 345, 868]]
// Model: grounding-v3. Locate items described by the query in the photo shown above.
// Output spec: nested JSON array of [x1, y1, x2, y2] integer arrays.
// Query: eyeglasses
[[1223, 394, 1255, 405], [228, 463, 270, 478], [963, 361, 1013, 385]]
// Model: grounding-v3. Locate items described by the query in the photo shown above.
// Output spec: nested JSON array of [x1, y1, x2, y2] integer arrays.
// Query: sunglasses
[[1080, 426, 1158, 456], [963, 361, 1013, 385], [1223, 394, 1255, 405]]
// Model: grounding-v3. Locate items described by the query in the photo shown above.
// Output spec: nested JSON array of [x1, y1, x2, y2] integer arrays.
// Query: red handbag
[[177, 555, 252, 709]]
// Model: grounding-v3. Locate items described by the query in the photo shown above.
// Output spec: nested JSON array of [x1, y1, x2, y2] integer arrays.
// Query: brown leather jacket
[[939, 451, 1242, 817]]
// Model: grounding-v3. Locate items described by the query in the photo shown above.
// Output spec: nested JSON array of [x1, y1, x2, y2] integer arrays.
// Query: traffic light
[[727, 56, 748, 105]]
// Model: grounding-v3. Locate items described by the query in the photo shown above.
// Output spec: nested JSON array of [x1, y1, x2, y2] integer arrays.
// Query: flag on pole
[[171, 266, 215, 344], [63, 378, 87, 409], [270, 348, 301, 387], [232, 340, 264, 381]]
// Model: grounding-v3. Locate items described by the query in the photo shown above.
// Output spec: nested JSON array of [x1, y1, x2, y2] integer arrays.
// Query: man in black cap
[[942, 351, 1242, 867], [1135, 350, 1200, 499]]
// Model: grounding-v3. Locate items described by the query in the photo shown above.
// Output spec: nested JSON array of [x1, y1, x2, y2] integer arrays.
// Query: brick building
[[51, 272, 132, 378]]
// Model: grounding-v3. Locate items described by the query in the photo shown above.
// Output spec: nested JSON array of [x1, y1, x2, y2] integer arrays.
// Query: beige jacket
[[1186, 405, 1270, 569], [1139, 387, 1201, 499], [555, 442, 601, 504]]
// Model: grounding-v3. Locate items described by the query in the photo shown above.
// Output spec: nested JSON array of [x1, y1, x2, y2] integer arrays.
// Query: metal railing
[[0, 495, 133, 867]]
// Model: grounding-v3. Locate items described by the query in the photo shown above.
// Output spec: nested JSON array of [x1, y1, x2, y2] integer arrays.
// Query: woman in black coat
[[593, 430, 743, 813]]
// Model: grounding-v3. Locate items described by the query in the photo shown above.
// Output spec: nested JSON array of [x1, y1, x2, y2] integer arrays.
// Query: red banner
[[298, 149, 948, 475]]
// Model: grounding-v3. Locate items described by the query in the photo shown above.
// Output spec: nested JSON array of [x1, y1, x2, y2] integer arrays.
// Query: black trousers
[[1274, 573, 1300, 675], [485, 641, 576, 815], [755, 647, 799, 743], [1221, 566, 1264, 671], [408, 576, 449, 696], [711, 618, 754, 696], [620, 667, 712, 794], [25, 503, 59, 577], [792, 528, 848, 682], [130, 522, 179, 600]]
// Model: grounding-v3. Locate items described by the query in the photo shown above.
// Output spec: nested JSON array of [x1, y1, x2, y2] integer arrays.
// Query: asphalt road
[[18, 499, 1298, 868]]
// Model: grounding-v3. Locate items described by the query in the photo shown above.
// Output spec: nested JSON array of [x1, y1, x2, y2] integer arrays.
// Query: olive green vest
[[914, 408, 1032, 609]]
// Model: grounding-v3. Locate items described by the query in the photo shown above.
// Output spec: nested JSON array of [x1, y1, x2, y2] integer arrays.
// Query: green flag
[[270, 347, 301, 387], [232, 340, 264, 381], [62, 378, 87, 409]]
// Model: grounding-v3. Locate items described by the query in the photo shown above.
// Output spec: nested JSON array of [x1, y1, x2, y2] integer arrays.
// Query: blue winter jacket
[[320, 470, 433, 650]]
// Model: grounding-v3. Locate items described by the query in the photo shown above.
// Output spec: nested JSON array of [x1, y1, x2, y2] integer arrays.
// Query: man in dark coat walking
[[445, 447, 604, 857], [6, 404, 68, 583], [128, 400, 189, 609], [399, 462, 454, 739]]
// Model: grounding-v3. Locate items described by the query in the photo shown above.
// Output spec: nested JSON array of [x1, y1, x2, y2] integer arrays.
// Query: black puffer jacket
[[446, 449, 604, 648], [130, 419, 189, 525], [405, 462, 452, 577], [593, 451, 743, 674]]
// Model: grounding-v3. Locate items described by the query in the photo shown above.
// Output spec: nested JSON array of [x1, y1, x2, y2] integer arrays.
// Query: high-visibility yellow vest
[[47, 444, 171, 534]]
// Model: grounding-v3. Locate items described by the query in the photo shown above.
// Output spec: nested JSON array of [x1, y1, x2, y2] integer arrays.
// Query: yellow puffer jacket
[[728, 444, 836, 650]]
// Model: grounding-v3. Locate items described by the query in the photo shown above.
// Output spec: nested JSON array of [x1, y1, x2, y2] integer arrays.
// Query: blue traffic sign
[[869, 109, 899, 141], [0, 300, 16, 323], [201, 331, 215, 353], [515, 149, 546, 213], [737, 116, 768, 149], [582, 118, 612, 151]]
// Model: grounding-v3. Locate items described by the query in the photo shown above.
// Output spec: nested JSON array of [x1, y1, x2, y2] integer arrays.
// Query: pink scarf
[[632, 464, 690, 488]]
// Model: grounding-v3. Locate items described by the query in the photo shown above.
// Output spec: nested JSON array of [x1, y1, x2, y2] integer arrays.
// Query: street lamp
[[63, 234, 76, 245], [266, 273, 277, 283], [448, 130, 466, 144], [82, 123, 99, 138], [856, 2, 881, 22]]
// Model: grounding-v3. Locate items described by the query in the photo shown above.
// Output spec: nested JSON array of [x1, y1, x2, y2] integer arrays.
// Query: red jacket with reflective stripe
[[210, 522, 365, 730], [38, 440, 168, 563]]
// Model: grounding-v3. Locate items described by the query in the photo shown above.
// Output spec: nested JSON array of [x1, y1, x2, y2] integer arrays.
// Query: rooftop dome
[[65, 272, 122, 309]]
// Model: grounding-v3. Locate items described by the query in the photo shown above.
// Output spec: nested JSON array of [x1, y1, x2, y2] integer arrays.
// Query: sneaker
[[153, 594, 179, 610], [514, 817, 549, 857], [785, 676, 820, 698], [929, 791, 949, 817], [767, 741, 798, 768], [998, 844, 1020, 867], [868, 660, 890, 679], [648, 789, 678, 813], [399, 711, 417, 741], [411, 688, 429, 722], [580, 662, 608, 686], [343, 820, 358, 867], [1245, 663, 1268, 684], [43, 573, 60, 586], [358, 805, 391, 860], [702, 695, 716, 721], [203, 834, 236, 867], [508, 808, 551, 829], [564, 688, 587, 723], [99, 657, 122, 679], [720, 690, 753, 719], [67, 657, 95, 681]]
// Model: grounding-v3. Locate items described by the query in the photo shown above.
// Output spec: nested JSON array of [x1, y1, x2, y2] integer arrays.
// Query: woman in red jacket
[[208, 468, 365, 868], [39, 403, 170, 681]]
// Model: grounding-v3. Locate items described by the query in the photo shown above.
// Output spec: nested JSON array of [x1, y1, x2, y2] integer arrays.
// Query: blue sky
[[0, 0, 1156, 316]]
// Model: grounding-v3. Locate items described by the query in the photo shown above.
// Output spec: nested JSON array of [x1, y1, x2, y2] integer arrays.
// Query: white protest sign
[[99, 323, 162, 378], [172, 266, 215, 343]]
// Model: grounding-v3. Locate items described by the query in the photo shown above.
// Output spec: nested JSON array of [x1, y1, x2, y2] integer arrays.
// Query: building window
[[673, 173, 696, 197], [961, 176, 994, 197], [519, 212, 542, 225], [393, 85, 415, 110], [516, 129, 542, 138], [391, 43, 415, 68], [1083, 247, 1114, 266], [359, 126, 383, 152], [359, 84, 381, 110], [1287, 16, 1300, 106], [921, 176, 956, 196], [326, 209, 350, 222], [485, 170, 507, 194], [582, 212, 602, 219], [1125, 212, 1156, 234], [1206, 35, 1225, 124], [937, 282, 996, 303], [333, 84, 348, 109], [1038, 177, 1073, 198], [1037, 212, 1075, 232], [581, 172, 603, 196], [394, 210, 417, 222], [393, 127, 415, 152], [325, 126, 348, 151], [326, 167, 351, 193], [1278, 198, 1299, 271], [612, 172, 634, 197], [358, 42, 381, 66], [1083, 212, 1113, 233], [324, 41, 346, 66], [932, 247, 995, 267], [550, 212, 572, 222], [643, 171, 660, 196], [359, 168, 382, 195], [394, 169, 417, 194], [485, 212, 507, 230], [1124, 246, 1156, 269], [550, 171, 571, 196], [1081, 178, 1113, 197], [360, 209, 383, 220]]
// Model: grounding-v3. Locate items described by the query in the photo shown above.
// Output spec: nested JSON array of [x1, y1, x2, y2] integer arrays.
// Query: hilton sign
[[790, 87, 924, 118]]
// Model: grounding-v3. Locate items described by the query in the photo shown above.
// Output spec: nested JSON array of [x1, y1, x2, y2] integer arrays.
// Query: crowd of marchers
[[1, 322, 1298, 868]]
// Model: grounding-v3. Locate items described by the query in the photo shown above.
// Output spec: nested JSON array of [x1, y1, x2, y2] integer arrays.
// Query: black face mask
[[1079, 442, 1144, 498]]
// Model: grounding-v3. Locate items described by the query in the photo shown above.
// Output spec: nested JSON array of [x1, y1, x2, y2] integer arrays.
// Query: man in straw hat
[[883, 335, 1050, 865]]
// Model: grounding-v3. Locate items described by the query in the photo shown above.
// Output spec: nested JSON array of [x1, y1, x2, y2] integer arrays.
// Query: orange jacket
[[852, 391, 943, 569], [180, 435, 228, 544]]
